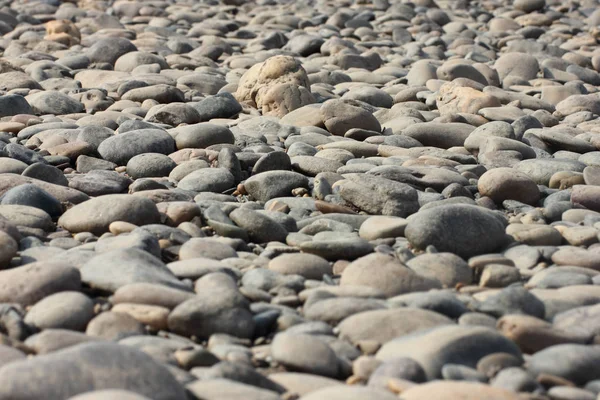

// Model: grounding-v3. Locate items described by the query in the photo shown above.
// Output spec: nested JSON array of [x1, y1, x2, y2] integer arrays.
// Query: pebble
[[0, 0, 598, 397], [405, 205, 509, 258]]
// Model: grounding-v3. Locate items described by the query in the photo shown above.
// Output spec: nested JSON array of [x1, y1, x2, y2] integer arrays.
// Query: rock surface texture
[[0, 0, 599, 399]]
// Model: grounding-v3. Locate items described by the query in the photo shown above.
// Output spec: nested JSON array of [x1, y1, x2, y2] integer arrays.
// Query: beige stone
[[436, 82, 501, 115], [45, 20, 81, 46], [235, 55, 310, 109], [400, 381, 521, 400]]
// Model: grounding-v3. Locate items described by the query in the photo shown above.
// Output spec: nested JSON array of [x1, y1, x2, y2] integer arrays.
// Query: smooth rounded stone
[[179, 238, 238, 261], [0, 95, 33, 117], [514, 0, 545, 12], [252, 151, 291, 174], [376, 325, 522, 380], [497, 314, 588, 354], [476, 353, 523, 379], [168, 281, 254, 340], [86, 312, 145, 341], [305, 297, 387, 326], [583, 166, 600, 185], [300, 218, 354, 235], [24, 329, 99, 354], [110, 303, 169, 331], [299, 286, 386, 302], [193, 93, 242, 121], [441, 364, 487, 383], [86, 37, 137, 65], [0, 231, 17, 268], [551, 247, 600, 270], [402, 122, 474, 149], [98, 129, 175, 166], [0, 175, 84, 208], [457, 313, 498, 329], [111, 283, 194, 310], [26, 91, 84, 115], [58, 195, 160, 235], [271, 333, 340, 378], [478, 106, 526, 123], [268, 253, 331, 280], [495, 53, 539, 82], [0, 183, 62, 219], [298, 385, 399, 400], [24, 291, 94, 331], [186, 379, 280, 400], [68, 390, 152, 400], [553, 303, 600, 338], [560, 226, 599, 247], [405, 205, 508, 258], [555, 94, 600, 117], [338, 174, 419, 217], [299, 237, 373, 261], [368, 357, 427, 388], [229, 208, 287, 244], [478, 285, 545, 319], [244, 171, 309, 202], [0, 204, 53, 231], [491, 366, 541, 393], [144, 103, 201, 126], [121, 85, 184, 104], [114, 52, 168, 72], [0, 260, 81, 306], [358, 216, 408, 240], [342, 87, 393, 109], [320, 100, 381, 136], [291, 156, 343, 177], [547, 386, 596, 400], [269, 373, 342, 396], [406, 253, 472, 288], [529, 270, 593, 289], [68, 170, 131, 197], [338, 308, 453, 346], [528, 344, 600, 385], [320, 141, 379, 159], [477, 168, 539, 205], [0, 159, 28, 174], [169, 160, 210, 182], [81, 248, 187, 293], [94, 229, 160, 258], [0, 342, 186, 400], [340, 253, 441, 297], [125, 153, 176, 179], [539, 131, 596, 154], [177, 168, 234, 193], [571, 185, 600, 212], [390, 292, 469, 320], [0, 345, 25, 368], [480, 264, 521, 288], [5, 144, 47, 166], [22, 163, 69, 187], [285, 34, 325, 57], [401, 381, 520, 400], [173, 123, 235, 150], [167, 258, 236, 281]]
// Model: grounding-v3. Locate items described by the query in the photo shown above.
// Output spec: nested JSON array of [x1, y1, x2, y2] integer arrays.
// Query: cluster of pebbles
[[1, 0, 600, 398]]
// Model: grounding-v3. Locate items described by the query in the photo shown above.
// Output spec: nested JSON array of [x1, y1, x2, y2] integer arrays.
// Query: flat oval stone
[[376, 325, 522, 380], [58, 194, 160, 235], [405, 205, 509, 258], [338, 308, 453, 346], [0, 343, 187, 400], [97, 129, 175, 166]]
